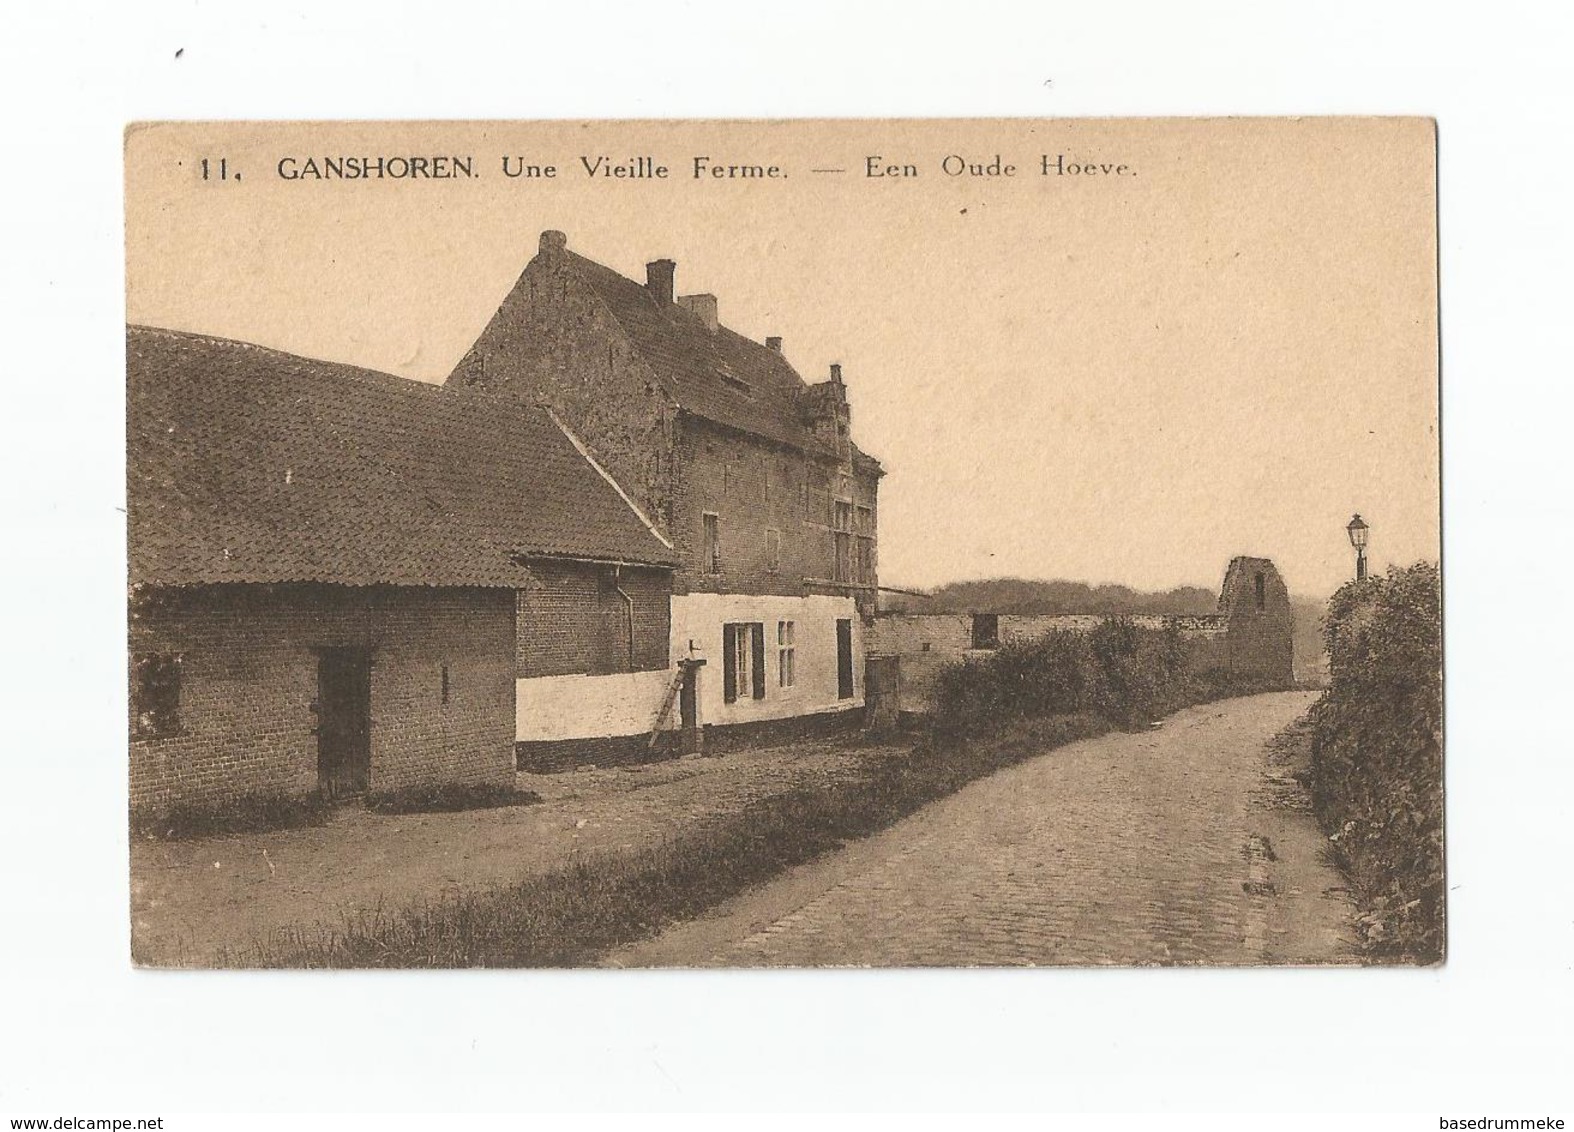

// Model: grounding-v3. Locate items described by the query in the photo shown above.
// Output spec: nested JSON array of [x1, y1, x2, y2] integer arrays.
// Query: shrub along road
[[610, 691, 1355, 967]]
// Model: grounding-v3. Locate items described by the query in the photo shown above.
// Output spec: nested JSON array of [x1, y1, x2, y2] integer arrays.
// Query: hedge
[[1307, 562, 1444, 963]]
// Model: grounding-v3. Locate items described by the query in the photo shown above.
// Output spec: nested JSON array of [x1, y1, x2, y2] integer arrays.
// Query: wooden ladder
[[647, 666, 686, 750]]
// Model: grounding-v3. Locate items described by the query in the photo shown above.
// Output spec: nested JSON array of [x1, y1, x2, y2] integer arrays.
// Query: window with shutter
[[722, 622, 766, 703], [750, 623, 766, 700], [722, 623, 739, 703]]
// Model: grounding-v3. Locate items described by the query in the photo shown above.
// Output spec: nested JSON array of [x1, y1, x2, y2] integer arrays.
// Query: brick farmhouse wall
[[452, 243, 678, 531], [515, 560, 671, 678], [128, 584, 516, 814], [450, 236, 881, 612], [671, 417, 878, 599]]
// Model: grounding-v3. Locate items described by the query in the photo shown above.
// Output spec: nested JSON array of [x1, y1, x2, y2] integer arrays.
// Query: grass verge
[[364, 782, 542, 815], [131, 792, 333, 841], [224, 713, 1109, 967], [133, 781, 542, 842]]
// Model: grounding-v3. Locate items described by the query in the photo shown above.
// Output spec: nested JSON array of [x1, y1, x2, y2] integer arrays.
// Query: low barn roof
[[128, 326, 677, 589]]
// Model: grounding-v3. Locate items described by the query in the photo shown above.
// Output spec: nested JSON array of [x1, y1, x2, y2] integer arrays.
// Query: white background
[[1, 0, 1571, 1118]]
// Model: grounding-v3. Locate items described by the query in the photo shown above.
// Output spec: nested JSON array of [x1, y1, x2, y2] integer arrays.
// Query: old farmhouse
[[449, 231, 884, 762], [128, 232, 888, 809], [127, 326, 677, 816]]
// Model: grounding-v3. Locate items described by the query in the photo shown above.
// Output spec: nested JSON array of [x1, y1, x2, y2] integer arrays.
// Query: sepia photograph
[[124, 117, 1441, 969], [13, 0, 1574, 1122]]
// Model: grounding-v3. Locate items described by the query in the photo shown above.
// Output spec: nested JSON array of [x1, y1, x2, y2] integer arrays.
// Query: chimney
[[829, 363, 843, 384], [538, 229, 567, 259], [678, 293, 719, 333], [646, 258, 676, 304], [765, 336, 782, 352]]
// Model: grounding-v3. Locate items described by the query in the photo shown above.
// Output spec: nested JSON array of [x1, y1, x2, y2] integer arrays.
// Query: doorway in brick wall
[[315, 647, 371, 799]]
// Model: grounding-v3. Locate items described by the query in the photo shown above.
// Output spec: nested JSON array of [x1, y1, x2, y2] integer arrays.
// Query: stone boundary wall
[[867, 611, 1231, 713], [869, 557, 1294, 713]]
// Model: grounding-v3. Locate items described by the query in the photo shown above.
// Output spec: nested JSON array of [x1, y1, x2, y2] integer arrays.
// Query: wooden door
[[316, 647, 371, 799], [836, 618, 854, 700]]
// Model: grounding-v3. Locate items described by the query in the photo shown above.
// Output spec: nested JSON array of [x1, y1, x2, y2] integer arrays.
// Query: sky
[[125, 118, 1439, 599]]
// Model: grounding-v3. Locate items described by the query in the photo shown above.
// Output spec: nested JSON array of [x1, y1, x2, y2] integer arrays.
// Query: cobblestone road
[[613, 692, 1355, 967]]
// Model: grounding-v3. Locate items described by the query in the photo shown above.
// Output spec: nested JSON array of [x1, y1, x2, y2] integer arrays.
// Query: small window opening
[[131, 652, 182, 739], [440, 663, 451, 705]]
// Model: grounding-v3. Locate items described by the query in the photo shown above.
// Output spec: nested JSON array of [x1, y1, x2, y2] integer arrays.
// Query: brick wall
[[450, 238, 881, 608], [128, 584, 516, 815], [452, 245, 677, 530], [671, 417, 880, 600], [515, 560, 671, 677]]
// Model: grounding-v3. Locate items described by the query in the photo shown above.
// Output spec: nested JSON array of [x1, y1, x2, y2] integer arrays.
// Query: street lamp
[[1346, 513, 1370, 581]]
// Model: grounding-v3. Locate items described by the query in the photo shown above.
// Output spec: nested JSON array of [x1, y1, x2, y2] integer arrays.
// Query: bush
[[364, 782, 542, 815], [933, 618, 1238, 738], [131, 791, 332, 841], [1308, 562, 1443, 963]]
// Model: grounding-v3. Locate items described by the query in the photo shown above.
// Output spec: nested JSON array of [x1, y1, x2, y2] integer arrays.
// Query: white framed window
[[777, 620, 796, 688], [723, 622, 765, 703]]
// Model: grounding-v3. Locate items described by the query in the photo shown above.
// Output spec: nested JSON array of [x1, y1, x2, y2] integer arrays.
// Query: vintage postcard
[[125, 118, 1441, 968]]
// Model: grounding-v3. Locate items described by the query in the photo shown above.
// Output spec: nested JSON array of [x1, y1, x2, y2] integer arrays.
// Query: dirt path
[[130, 736, 898, 965], [609, 692, 1356, 967]]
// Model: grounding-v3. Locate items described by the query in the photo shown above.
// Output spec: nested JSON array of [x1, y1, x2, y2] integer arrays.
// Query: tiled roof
[[128, 326, 677, 589], [565, 252, 850, 459]]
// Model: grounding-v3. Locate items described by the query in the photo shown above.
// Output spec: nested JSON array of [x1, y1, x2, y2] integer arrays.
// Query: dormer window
[[714, 363, 753, 395]]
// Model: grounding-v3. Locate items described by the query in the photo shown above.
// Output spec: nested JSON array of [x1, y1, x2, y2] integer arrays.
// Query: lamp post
[[1346, 513, 1370, 581]]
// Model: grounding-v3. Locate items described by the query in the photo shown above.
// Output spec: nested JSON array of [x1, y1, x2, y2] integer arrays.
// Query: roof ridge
[[128, 325, 680, 586], [555, 248, 849, 457], [561, 252, 801, 378], [128, 323, 448, 397]]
